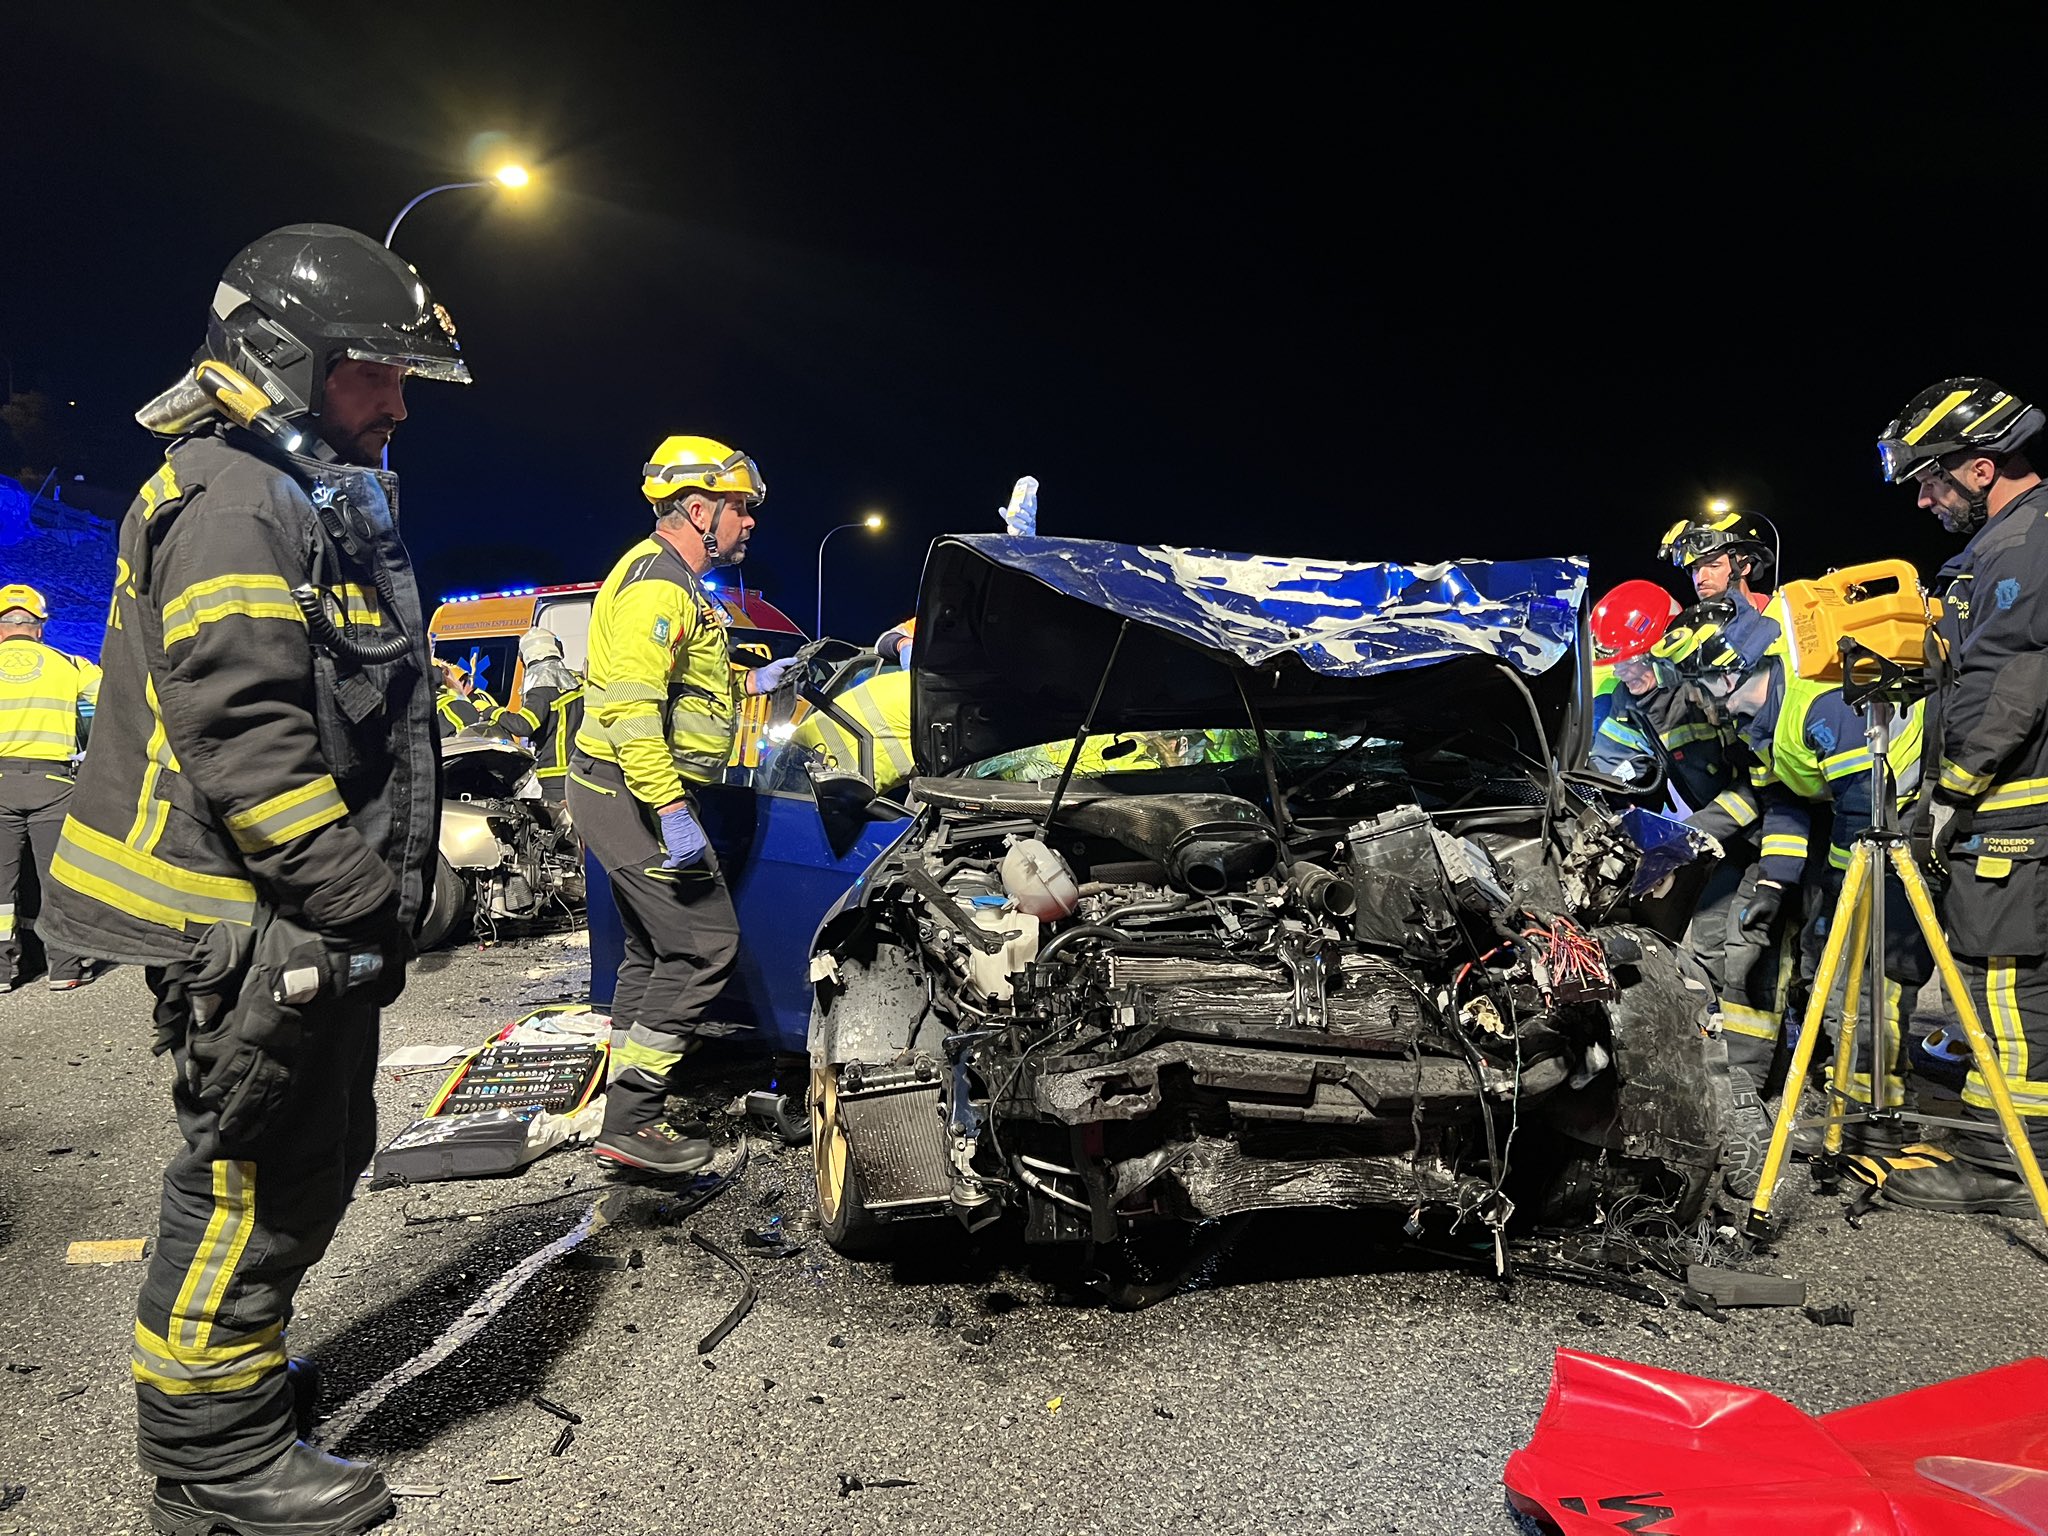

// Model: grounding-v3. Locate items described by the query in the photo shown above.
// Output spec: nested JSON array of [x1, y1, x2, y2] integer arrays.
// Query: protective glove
[[750, 657, 797, 694], [1931, 800, 1974, 875], [896, 640, 913, 667], [1736, 878, 1785, 942], [659, 804, 710, 869]]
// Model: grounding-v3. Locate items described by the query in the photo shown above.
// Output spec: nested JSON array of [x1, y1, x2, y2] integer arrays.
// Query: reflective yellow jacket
[[0, 638, 100, 761], [791, 669, 914, 792], [575, 536, 738, 806]]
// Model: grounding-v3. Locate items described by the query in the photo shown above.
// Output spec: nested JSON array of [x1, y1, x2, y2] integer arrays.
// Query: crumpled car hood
[[910, 535, 1589, 774]]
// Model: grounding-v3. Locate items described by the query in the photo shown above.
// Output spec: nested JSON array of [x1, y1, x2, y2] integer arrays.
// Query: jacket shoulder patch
[[1996, 576, 2022, 610], [1808, 719, 1836, 754]]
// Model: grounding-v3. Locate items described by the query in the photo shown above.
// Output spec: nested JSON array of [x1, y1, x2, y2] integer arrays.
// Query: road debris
[[838, 1474, 917, 1496], [65, 1238, 148, 1265], [1047, 1396, 1063, 1415], [1685, 1263, 1806, 1309], [484, 1474, 525, 1485], [389, 1485, 445, 1499], [550, 1425, 575, 1457], [1804, 1301, 1857, 1327], [742, 1223, 804, 1259], [532, 1395, 582, 1425], [690, 1231, 757, 1354]]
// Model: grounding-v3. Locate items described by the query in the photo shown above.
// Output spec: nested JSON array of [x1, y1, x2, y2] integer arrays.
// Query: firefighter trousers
[[132, 976, 380, 1480], [567, 755, 740, 1135], [0, 761, 82, 985], [1710, 860, 1797, 1076], [1951, 952, 2048, 1166]]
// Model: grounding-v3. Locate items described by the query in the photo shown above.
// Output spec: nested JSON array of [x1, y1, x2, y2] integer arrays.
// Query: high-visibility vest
[[791, 669, 915, 791], [577, 537, 738, 804], [0, 638, 99, 761]]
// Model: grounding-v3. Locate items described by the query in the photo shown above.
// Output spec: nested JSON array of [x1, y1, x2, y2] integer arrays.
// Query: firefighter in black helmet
[[40, 225, 467, 1532], [1656, 508, 1781, 665], [1854, 379, 2048, 1214]]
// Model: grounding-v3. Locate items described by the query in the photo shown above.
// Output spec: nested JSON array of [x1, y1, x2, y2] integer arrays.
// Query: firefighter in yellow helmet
[[0, 584, 101, 991], [571, 435, 796, 1173]]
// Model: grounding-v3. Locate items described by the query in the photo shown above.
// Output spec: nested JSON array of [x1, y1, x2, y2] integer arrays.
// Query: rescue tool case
[[370, 1032, 607, 1184]]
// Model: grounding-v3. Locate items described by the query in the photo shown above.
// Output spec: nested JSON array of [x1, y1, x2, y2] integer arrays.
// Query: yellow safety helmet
[[0, 584, 49, 622], [640, 436, 766, 507]]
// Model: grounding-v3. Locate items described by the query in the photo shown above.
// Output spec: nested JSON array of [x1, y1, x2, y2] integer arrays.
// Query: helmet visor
[[344, 345, 473, 385], [1877, 434, 1928, 485]]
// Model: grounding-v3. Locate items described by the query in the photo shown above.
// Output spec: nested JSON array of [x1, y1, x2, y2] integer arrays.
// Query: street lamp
[[815, 513, 885, 638], [384, 163, 531, 248], [1706, 497, 1734, 514]]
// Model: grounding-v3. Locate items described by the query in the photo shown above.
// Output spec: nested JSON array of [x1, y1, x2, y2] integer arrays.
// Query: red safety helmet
[[1590, 580, 1679, 665]]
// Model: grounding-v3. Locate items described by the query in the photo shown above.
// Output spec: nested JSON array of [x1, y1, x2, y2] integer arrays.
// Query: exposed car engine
[[424, 737, 586, 948], [808, 744, 1731, 1268]]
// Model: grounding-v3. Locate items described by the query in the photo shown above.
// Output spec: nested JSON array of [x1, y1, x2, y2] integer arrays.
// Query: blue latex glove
[[659, 805, 709, 869], [751, 657, 797, 694], [897, 640, 913, 667]]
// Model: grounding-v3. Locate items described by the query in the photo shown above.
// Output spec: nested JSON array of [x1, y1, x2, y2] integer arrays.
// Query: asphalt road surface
[[4, 934, 2046, 1536]]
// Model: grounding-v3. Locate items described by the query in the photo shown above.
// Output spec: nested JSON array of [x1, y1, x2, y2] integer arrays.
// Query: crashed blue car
[[785, 535, 1734, 1266]]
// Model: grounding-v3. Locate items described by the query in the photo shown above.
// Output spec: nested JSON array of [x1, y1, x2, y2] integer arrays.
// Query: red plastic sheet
[[1504, 1349, 2048, 1535]]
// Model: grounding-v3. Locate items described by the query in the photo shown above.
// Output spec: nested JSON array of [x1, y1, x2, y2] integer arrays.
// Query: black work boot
[[1853, 1141, 2035, 1216], [150, 1441, 393, 1536], [593, 1117, 713, 1176]]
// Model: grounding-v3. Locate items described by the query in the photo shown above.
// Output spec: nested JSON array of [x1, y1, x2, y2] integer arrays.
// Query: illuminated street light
[[1706, 497, 1733, 514], [384, 164, 534, 248], [816, 513, 886, 638]]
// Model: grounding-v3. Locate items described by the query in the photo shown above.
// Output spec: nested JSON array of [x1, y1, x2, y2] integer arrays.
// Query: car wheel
[[811, 1064, 892, 1258], [414, 855, 473, 951]]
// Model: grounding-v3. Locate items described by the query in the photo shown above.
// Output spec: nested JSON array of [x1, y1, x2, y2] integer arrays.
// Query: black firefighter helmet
[[1878, 378, 2044, 484], [204, 223, 472, 422], [1656, 509, 1777, 586]]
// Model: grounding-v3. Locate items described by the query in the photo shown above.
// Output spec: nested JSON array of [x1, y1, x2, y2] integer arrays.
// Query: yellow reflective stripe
[[0, 904, 12, 938], [333, 582, 381, 628], [594, 680, 667, 706], [168, 1161, 255, 1351], [1761, 834, 1808, 860], [1969, 395, 2018, 435], [567, 771, 617, 797], [133, 1319, 285, 1397], [137, 462, 181, 520], [1963, 959, 2048, 1116], [49, 816, 258, 931], [1720, 1001, 1780, 1039], [1979, 776, 2048, 814], [1663, 722, 1722, 749], [1901, 388, 1975, 446], [223, 776, 347, 853], [161, 573, 302, 648], [1940, 758, 1994, 797], [1822, 747, 1874, 780], [1749, 765, 1773, 787], [130, 676, 180, 850], [615, 1034, 686, 1079], [1828, 844, 1853, 871], [1711, 790, 1760, 827]]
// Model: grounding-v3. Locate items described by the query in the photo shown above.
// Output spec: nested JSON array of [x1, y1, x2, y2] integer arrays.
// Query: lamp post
[[384, 163, 531, 248], [815, 513, 884, 638]]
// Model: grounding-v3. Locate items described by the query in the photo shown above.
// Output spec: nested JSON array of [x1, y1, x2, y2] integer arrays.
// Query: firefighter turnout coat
[[1931, 482, 2048, 952], [41, 428, 439, 966]]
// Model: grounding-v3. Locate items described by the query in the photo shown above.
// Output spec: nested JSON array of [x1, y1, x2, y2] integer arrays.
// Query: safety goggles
[[1656, 522, 1733, 567], [641, 449, 766, 504]]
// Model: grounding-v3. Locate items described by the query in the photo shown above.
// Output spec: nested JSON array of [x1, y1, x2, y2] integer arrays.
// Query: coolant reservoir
[[1001, 838, 1079, 920], [967, 901, 1041, 1001]]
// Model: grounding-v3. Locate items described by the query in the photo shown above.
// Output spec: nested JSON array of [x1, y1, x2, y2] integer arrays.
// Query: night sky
[[4, 10, 2036, 646]]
